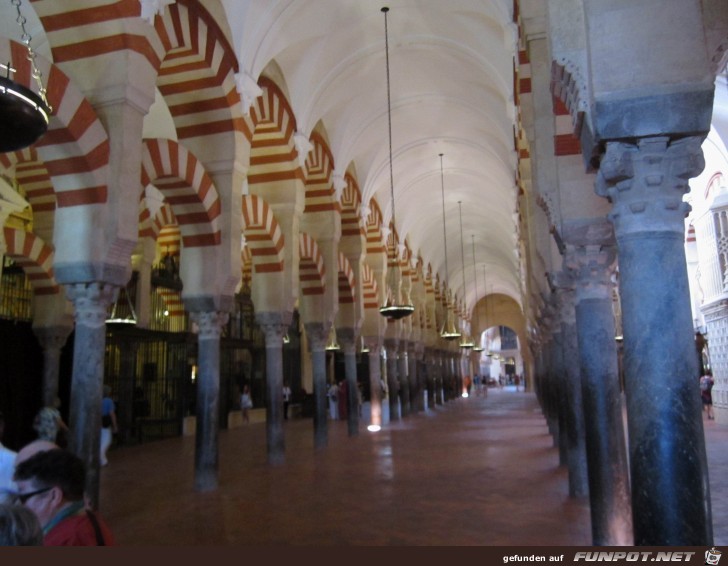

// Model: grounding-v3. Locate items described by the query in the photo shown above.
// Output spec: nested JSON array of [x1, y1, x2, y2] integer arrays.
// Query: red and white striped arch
[[0, 149, 55, 215], [3, 228, 59, 296], [141, 138, 221, 248], [361, 263, 378, 311], [247, 77, 302, 186], [298, 233, 326, 296], [241, 245, 253, 290], [155, 287, 185, 321], [154, 0, 246, 142], [241, 194, 285, 274], [0, 39, 110, 208], [138, 201, 177, 242], [365, 199, 385, 255], [157, 225, 181, 257], [341, 173, 363, 238], [304, 132, 338, 214], [337, 252, 355, 305]]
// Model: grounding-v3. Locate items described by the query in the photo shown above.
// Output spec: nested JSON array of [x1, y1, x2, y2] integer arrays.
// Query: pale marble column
[[597, 136, 711, 545], [64, 282, 117, 511], [190, 311, 228, 492], [256, 311, 291, 465]]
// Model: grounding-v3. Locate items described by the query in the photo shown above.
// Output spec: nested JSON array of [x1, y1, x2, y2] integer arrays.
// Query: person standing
[[240, 385, 253, 424], [13, 449, 114, 546], [282, 384, 292, 420], [32, 398, 69, 447], [700, 372, 715, 420], [100, 386, 117, 466], [327, 382, 339, 420]]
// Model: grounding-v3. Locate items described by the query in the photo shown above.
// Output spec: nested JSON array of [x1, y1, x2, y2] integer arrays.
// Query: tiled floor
[[99, 387, 728, 546]]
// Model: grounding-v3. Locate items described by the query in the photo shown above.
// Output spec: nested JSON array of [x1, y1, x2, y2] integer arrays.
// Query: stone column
[[408, 343, 420, 413], [597, 136, 711, 545], [548, 316, 568, 467], [568, 244, 633, 545], [64, 282, 117, 511], [398, 341, 410, 417], [257, 311, 291, 465], [338, 328, 359, 437], [33, 326, 72, 407], [385, 338, 400, 420], [190, 311, 228, 492], [553, 275, 589, 498], [305, 322, 329, 448], [366, 341, 383, 430]]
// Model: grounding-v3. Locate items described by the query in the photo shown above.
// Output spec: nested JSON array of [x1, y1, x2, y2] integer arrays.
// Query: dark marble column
[[366, 341, 383, 430], [385, 338, 400, 420], [553, 276, 589, 498], [549, 321, 568, 467], [304, 322, 329, 449], [257, 311, 291, 465], [398, 341, 410, 417], [33, 326, 72, 407], [64, 282, 117, 510], [190, 311, 228, 492], [597, 136, 711, 545], [408, 343, 420, 413], [338, 328, 359, 437], [568, 244, 633, 545]]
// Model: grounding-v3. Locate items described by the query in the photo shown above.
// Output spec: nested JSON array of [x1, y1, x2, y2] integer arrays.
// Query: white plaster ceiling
[[0, 0, 523, 314], [227, 0, 522, 311]]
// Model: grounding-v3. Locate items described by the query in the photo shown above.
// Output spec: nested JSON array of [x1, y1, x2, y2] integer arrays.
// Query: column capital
[[33, 325, 73, 350], [304, 321, 329, 352], [337, 327, 357, 355], [256, 311, 293, 345], [190, 311, 229, 340], [596, 136, 704, 236], [64, 282, 118, 328], [565, 244, 617, 302]]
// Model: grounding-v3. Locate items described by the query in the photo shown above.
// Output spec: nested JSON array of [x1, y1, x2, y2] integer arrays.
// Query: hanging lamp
[[378, 6, 414, 321], [471, 235, 484, 352], [438, 154, 460, 340], [483, 266, 493, 357], [0, 0, 52, 153], [106, 280, 138, 327], [457, 202, 474, 350]]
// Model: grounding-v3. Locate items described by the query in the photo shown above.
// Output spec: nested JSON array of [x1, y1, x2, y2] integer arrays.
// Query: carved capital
[[256, 311, 293, 345], [304, 322, 329, 352], [65, 282, 118, 329], [596, 136, 704, 235], [565, 244, 617, 302], [190, 311, 229, 340]]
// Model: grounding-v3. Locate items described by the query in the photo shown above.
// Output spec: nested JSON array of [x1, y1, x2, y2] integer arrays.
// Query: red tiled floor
[[99, 387, 727, 546]]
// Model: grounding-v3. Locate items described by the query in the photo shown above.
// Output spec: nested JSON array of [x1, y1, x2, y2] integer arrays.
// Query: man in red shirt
[[13, 449, 114, 546]]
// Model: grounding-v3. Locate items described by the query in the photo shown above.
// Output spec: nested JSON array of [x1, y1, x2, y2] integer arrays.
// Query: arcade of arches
[[0, 0, 727, 547]]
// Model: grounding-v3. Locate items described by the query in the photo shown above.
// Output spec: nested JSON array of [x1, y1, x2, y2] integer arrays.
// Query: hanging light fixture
[[438, 154, 460, 340], [483, 266, 494, 357], [378, 6, 414, 321], [471, 235, 484, 353], [457, 202, 474, 350], [106, 279, 138, 327], [0, 0, 52, 153]]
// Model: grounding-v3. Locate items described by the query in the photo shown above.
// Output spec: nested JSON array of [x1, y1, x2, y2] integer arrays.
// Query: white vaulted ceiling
[[228, 0, 522, 312], [0, 0, 523, 316]]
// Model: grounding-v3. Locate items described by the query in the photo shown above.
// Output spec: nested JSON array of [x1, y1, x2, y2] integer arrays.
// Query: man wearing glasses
[[12, 449, 114, 546]]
